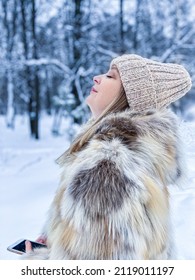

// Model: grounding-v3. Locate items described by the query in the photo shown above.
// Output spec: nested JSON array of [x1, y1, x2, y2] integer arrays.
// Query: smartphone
[[7, 239, 47, 255]]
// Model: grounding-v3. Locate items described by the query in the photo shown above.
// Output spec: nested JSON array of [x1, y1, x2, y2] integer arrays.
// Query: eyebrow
[[109, 66, 119, 78], [110, 66, 119, 75], [111, 65, 118, 70]]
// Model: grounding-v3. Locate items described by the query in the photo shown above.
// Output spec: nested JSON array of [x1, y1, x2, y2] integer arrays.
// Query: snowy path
[[0, 115, 195, 259]]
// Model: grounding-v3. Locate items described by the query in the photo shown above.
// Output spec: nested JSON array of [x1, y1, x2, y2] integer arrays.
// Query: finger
[[25, 240, 32, 252], [36, 237, 44, 243], [36, 236, 47, 245]]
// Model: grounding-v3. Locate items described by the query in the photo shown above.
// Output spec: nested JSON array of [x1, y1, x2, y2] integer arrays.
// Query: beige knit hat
[[110, 54, 192, 111]]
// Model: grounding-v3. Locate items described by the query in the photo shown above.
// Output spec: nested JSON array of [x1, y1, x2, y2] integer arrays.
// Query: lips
[[91, 87, 98, 93]]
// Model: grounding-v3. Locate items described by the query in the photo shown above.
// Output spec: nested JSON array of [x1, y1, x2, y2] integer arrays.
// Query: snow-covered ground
[[0, 114, 71, 260], [0, 113, 195, 260]]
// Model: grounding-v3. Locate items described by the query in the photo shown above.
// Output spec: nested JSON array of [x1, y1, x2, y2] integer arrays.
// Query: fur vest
[[21, 108, 185, 260]]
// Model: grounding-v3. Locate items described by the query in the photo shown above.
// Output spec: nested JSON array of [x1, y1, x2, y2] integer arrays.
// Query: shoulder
[[91, 108, 179, 147], [73, 108, 180, 175]]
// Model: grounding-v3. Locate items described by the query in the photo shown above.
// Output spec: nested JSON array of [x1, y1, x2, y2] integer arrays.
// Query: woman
[[23, 54, 191, 259]]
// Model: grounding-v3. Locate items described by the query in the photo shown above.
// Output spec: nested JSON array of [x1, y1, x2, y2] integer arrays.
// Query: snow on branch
[[181, 44, 195, 50], [24, 58, 72, 75], [160, 29, 194, 62], [77, 66, 94, 77], [74, 66, 92, 103], [191, 73, 195, 84], [96, 47, 118, 58]]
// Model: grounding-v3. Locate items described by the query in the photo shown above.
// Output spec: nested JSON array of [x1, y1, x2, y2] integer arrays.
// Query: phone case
[[7, 239, 46, 255]]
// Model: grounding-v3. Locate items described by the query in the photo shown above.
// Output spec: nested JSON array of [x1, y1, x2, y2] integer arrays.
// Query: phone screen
[[12, 240, 46, 253]]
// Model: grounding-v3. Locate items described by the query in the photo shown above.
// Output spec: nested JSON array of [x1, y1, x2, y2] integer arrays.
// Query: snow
[[0, 114, 70, 260], [37, 0, 64, 25], [24, 58, 72, 75], [0, 114, 195, 260]]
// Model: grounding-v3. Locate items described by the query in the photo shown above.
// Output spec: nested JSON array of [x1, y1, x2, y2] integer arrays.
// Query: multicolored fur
[[21, 108, 185, 260]]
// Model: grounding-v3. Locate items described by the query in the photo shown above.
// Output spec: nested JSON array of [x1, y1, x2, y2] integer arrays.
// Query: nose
[[93, 75, 101, 84]]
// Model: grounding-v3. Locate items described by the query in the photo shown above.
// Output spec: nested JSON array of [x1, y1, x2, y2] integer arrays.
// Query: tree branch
[[23, 58, 72, 75], [160, 28, 194, 62]]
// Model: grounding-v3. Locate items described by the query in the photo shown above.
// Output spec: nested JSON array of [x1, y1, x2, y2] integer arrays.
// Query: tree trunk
[[133, 0, 141, 51], [119, 0, 125, 54], [52, 107, 63, 135], [31, 0, 40, 139], [20, 0, 34, 138], [6, 69, 15, 128], [45, 68, 52, 115], [2, 0, 17, 129], [71, 0, 83, 124]]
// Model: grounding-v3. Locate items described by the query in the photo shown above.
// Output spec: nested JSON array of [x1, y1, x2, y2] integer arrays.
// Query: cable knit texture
[[110, 54, 192, 111]]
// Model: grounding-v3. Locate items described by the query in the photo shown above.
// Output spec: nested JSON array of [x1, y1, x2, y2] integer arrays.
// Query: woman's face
[[86, 66, 122, 118]]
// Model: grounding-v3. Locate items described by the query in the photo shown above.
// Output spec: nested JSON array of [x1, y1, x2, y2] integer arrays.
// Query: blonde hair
[[56, 86, 129, 165]]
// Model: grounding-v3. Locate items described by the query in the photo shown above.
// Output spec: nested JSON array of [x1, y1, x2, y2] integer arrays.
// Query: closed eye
[[106, 75, 112, 78]]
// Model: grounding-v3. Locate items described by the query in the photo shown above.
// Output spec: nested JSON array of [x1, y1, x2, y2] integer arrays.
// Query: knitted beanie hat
[[110, 54, 192, 111]]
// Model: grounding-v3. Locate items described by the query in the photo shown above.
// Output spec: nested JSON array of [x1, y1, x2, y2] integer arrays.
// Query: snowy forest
[[0, 0, 195, 140], [1, 0, 195, 261]]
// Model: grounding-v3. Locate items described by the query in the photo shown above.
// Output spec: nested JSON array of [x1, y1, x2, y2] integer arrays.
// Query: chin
[[85, 95, 94, 106], [85, 97, 92, 109]]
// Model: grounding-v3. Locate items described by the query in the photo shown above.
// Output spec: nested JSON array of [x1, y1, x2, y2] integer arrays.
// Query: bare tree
[[2, 0, 17, 128], [0, 0, 194, 135], [31, 0, 40, 139], [119, 0, 125, 54], [20, 0, 40, 139]]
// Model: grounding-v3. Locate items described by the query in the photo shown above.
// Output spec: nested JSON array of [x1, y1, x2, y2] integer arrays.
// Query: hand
[[36, 235, 47, 245], [25, 240, 33, 253]]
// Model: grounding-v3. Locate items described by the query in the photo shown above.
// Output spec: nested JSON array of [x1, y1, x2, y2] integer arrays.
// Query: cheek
[[103, 83, 121, 104], [86, 81, 121, 114], [98, 84, 121, 108], [96, 93, 109, 110]]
